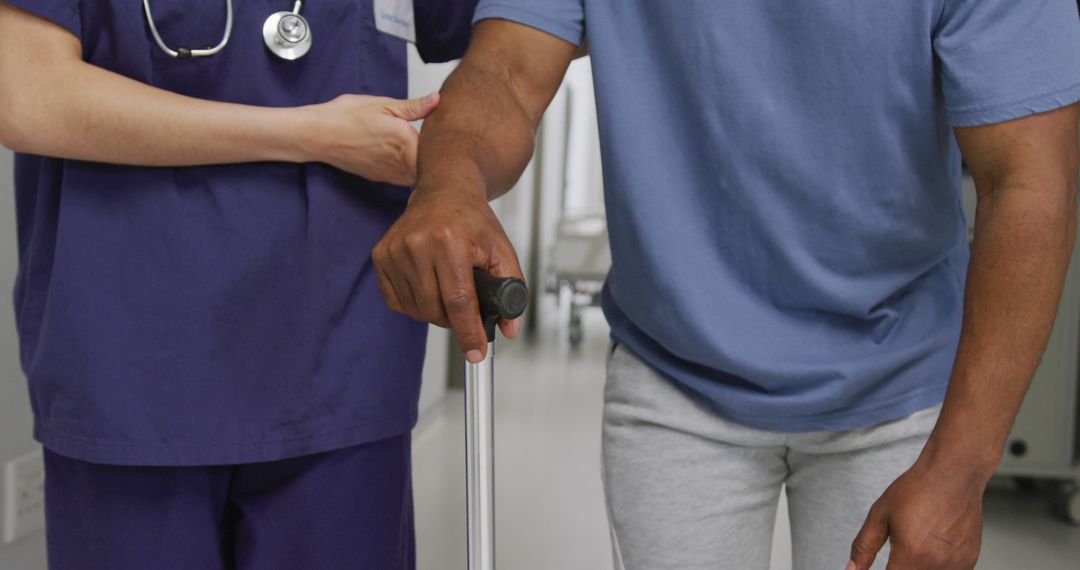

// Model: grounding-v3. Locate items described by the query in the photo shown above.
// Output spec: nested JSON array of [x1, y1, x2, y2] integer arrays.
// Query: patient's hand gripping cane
[[466, 270, 528, 570]]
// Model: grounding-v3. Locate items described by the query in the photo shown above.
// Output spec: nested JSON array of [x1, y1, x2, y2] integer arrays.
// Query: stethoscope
[[142, 0, 313, 61]]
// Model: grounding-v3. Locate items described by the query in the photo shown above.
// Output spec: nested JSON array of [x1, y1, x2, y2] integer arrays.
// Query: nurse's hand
[[307, 93, 441, 185], [372, 186, 524, 363]]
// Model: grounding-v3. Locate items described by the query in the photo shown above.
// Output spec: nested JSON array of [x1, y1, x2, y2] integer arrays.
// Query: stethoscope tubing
[[142, 0, 234, 58]]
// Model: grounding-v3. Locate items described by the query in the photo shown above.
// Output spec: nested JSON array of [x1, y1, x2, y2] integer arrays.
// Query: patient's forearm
[[925, 177, 1077, 478], [925, 106, 1080, 479], [416, 63, 537, 201], [413, 20, 577, 201]]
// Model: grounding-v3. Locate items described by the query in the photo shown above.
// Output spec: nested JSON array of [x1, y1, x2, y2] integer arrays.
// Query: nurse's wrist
[[228, 105, 316, 165], [281, 106, 323, 164]]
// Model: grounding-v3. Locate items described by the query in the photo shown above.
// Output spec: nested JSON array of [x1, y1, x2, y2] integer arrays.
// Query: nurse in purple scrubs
[[0, 1, 475, 567]]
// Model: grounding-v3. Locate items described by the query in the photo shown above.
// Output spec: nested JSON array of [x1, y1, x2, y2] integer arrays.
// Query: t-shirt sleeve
[[414, 0, 479, 63], [934, 0, 1080, 127], [6, 0, 81, 40], [473, 0, 585, 47]]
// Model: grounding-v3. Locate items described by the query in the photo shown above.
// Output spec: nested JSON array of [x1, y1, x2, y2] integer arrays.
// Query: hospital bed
[[546, 214, 610, 347]]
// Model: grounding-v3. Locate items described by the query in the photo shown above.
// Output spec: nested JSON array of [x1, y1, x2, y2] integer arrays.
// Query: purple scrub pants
[[43, 435, 414, 570]]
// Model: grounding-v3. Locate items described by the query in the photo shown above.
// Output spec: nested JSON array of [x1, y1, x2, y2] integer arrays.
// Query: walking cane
[[466, 269, 529, 570]]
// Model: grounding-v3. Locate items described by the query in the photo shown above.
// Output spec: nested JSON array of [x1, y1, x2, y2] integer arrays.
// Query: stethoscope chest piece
[[264, 2, 312, 61]]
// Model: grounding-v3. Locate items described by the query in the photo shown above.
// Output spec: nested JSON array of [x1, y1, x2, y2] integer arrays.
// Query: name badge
[[374, 0, 417, 44]]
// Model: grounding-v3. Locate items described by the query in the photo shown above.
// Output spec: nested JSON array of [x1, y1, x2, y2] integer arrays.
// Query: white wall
[[0, 151, 48, 567], [0, 151, 31, 461]]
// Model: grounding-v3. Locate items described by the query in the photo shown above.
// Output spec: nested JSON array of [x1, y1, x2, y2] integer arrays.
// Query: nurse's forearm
[[0, 3, 308, 167], [414, 20, 577, 201], [2, 64, 309, 167], [0, 45, 304, 165], [919, 105, 1079, 481]]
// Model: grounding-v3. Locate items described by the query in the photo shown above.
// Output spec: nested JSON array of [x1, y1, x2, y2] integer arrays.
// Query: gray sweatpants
[[602, 344, 941, 570]]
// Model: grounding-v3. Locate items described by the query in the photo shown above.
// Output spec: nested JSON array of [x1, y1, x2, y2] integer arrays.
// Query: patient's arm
[[373, 19, 579, 358], [850, 104, 1079, 570]]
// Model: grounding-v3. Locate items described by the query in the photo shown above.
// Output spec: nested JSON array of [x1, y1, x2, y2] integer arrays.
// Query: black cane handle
[[473, 269, 529, 343]]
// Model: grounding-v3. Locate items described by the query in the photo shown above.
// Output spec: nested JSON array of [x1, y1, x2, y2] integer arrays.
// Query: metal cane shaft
[[465, 269, 528, 570], [465, 342, 496, 570]]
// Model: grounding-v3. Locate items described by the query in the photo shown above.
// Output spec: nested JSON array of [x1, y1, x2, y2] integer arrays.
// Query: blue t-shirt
[[9, 0, 475, 466], [476, 0, 1080, 432]]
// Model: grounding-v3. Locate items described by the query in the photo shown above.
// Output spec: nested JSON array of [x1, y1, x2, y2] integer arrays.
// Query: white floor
[[412, 311, 1080, 570]]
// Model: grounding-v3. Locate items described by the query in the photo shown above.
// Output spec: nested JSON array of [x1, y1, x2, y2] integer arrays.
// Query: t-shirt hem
[[34, 411, 419, 466], [5, 0, 80, 39], [473, 4, 585, 46], [608, 323, 951, 434], [947, 78, 1080, 127], [693, 382, 950, 433], [604, 289, 952, 434]]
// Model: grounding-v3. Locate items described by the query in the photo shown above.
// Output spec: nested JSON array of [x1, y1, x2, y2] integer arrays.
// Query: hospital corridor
[[3, 14, 1080, 569]]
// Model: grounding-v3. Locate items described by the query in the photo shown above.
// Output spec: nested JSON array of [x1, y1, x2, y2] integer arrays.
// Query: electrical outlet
[[3, 448, 45, 544]]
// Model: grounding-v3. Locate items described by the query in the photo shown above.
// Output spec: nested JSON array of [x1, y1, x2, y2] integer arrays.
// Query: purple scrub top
[[8, 0, 476, 466]]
